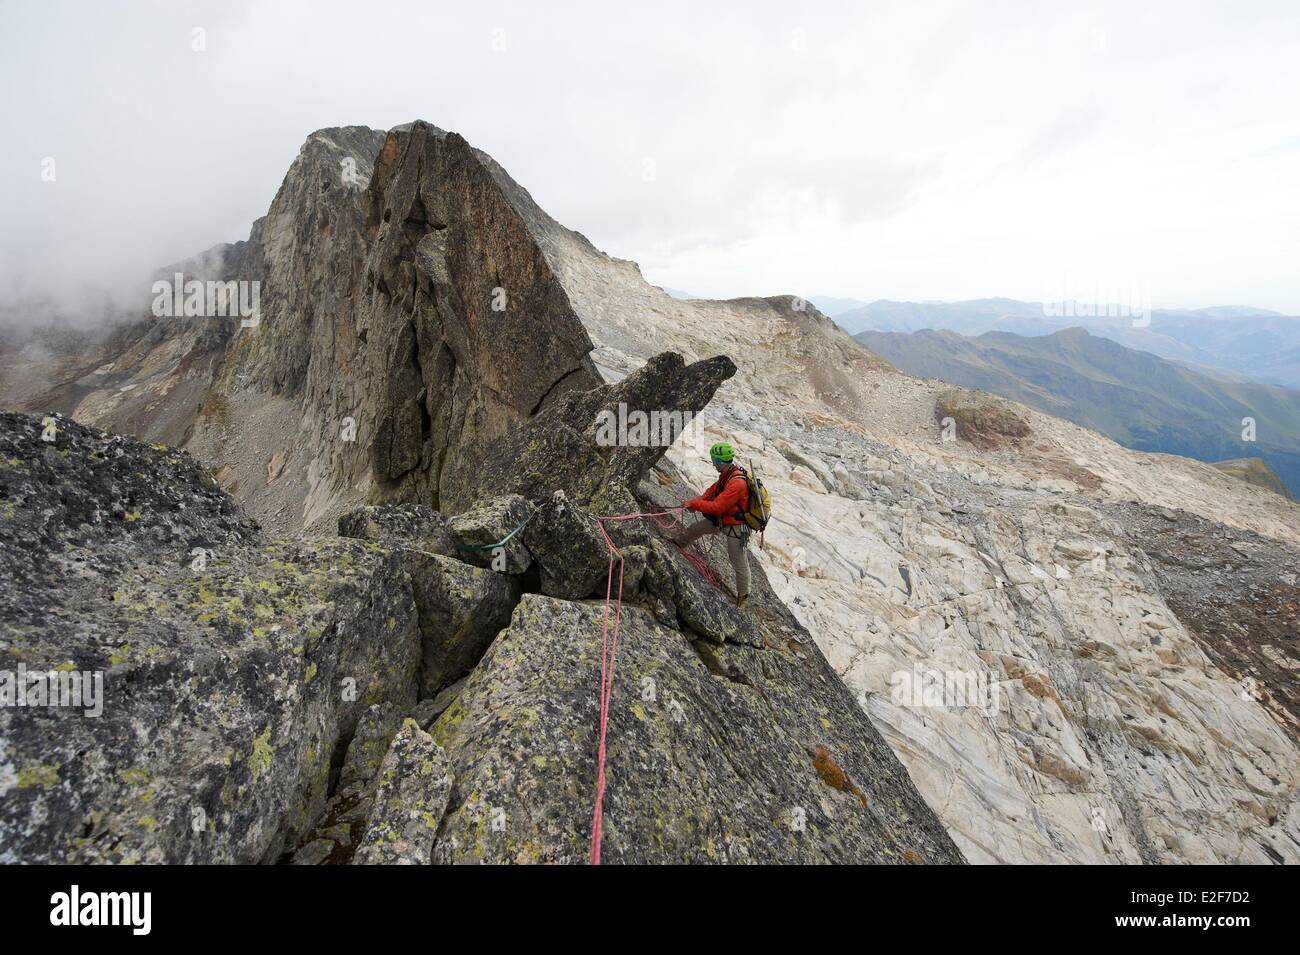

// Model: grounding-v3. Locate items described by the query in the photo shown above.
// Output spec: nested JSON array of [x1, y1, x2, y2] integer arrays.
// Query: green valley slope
[[856, 325, 1300, 498]]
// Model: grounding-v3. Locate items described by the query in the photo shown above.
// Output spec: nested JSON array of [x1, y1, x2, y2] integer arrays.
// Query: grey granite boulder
[[522, 490, 612, 600], [429, 595, 963, 864], [445, 495, 534, 573], [337, 501, 523, 695], [403, 552, 519, 696], [0, 413, 423, 864], [354, 720, 452, 865], [338, 503, 455, 555]]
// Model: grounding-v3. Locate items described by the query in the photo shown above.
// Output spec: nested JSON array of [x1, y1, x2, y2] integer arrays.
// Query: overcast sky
[[3, 0, 1299, 315]]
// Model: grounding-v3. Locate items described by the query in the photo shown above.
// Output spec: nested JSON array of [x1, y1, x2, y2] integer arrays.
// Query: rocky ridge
[[0, 372, 962, 861]]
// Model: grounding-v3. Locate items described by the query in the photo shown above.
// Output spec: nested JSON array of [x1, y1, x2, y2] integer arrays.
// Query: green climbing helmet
[[709, 441, 735, 463]]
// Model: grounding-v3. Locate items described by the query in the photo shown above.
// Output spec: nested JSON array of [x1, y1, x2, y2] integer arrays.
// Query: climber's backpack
[[734, 464, 771, 532]]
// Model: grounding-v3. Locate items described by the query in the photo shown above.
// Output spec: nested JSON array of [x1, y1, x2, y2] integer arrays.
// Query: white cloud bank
[[2, 0, 1298, 316]]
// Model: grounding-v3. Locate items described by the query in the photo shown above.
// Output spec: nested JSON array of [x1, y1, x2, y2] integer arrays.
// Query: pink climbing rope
[[589, 514, 624, 865], [678, 544, 725, 591], [589, 505, 723, 864]]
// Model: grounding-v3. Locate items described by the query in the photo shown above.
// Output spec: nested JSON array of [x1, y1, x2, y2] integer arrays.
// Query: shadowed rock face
[[360, 122, 601, 508]]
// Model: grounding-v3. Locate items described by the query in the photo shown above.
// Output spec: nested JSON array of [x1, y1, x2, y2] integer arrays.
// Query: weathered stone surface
[[1099, 500, 1300, 734], [445, 495, 534, 572], [411, 677, 468, 729], [337, 702, 407, 793], [0, 411, 257, 624], [338, 501, 524, 696], [430, 595, 963, 864], [285, 701, 411, 865], [404, 551, 519, 696], [0, 414, 422, 864], [338, 503, 455, 555], [934, 387, 1031, 450], [284, 702, 407, 866], [361, 123, 601, 510], [354, 720, 452, 865], [522, 490, 611, 600], [643, 539, 763, 648]]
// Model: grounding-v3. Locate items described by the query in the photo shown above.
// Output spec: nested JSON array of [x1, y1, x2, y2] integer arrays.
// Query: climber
[[677, 441, 752, 609]]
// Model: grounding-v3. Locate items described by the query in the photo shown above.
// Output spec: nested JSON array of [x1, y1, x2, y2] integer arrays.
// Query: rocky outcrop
[[440, 351, 735, 513], [349, 531, 521, 699], [1211, 457, 1293, 500], [934, 387, 1031, 450], [1, 390, 963, 864], [0, 413, 424, 863], [521, 490, 612, 600], [430, 594, 959, 863], [359, 123, 601, 510]]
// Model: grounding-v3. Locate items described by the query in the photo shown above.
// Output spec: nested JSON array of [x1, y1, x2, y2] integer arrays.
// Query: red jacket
[[687, 465, 749, 526]]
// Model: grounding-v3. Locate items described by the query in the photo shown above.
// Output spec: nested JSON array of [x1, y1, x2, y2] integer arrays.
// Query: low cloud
[[2, 0, 1298, 320]]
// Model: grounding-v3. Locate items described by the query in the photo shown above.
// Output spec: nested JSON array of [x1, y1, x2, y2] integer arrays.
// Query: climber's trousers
[[677, 517, 751, 599]]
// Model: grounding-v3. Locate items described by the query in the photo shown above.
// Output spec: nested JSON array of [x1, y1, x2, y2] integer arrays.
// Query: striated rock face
[[1099, 501, 1300, 737]]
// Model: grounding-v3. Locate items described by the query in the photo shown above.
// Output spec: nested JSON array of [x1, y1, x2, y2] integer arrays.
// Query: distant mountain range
[[828, 297, 1300, 390], [856, 325, 1300, 498]]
